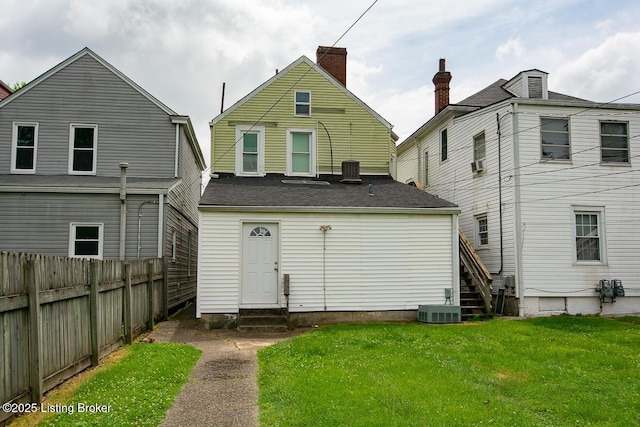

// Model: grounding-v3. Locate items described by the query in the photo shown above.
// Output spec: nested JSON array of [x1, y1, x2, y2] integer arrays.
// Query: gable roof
[[0, 48, 206, 171], [200, 174, 457, 212], [210, 55, 394, 133]]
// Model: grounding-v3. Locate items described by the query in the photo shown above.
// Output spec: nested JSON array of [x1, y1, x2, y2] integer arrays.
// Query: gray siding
[[0, 192, 160, 259], [164, 204, 197, 308], [0, 54, 175, 177]]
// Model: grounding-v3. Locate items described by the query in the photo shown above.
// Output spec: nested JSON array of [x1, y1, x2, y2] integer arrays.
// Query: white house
[[197, 48, 461, 329], [397, 60, 640, 317]]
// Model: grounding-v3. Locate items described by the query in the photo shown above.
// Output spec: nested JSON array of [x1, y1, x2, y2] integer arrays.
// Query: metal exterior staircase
[[459, 229, 493, 319]]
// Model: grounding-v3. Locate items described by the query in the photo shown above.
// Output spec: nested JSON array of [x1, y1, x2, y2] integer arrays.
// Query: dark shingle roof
[[200, 174, 457, 209], [457, 78, 589, 108]]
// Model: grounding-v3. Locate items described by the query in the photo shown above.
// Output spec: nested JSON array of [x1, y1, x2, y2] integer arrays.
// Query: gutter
[[198, 205, 461, 215]]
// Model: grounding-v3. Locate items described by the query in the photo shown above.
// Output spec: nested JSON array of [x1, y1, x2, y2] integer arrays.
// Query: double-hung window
[[286, 128, 316, 176], [69, 124, 98, 174], [475, 214, 489, 248], [294, 91, 311, 117], [423, 151, 429, 186], [541, 117, 570, 160], [473, 132, 486, 162], [69, 223, 103, 259], [440, 128, 448, 162], [235, 125, 265, 176], [573, 207, 606, 263], [11, 122, 38, 173], [600, 122, 629, 163]]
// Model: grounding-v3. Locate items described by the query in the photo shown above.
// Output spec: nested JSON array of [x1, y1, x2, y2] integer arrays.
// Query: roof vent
[[341, 160, 362, 184]]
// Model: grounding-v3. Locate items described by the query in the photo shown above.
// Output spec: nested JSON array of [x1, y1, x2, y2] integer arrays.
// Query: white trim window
[[11, 122, 38, 174], [600, 121, 629, 163], [69, 223, 103, 259], [235, 125, 265, 176], [286, 128, 316, 176], [572, 207, 606, 263], [440, 128, 448, 162], [541, 117, 570, 160], [473, 132, 486, 162], [69, 124, 98, 175], [423, 150, 429, 187], [475, 214, 489, 248], [294, 91, 311, 117]]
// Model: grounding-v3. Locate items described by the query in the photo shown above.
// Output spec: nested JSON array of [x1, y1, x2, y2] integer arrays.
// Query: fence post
[[26, 259, 42, 404], [124, 263, 133, 344], [90, 260, 100, 366], [147, 260, 154, 330]]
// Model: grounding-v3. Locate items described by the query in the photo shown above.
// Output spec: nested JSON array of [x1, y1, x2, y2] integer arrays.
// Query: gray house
[[0, 48, 206, 310]]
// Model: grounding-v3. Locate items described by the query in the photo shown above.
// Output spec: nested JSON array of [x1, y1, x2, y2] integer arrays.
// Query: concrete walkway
[[149, 304, 306, 427]]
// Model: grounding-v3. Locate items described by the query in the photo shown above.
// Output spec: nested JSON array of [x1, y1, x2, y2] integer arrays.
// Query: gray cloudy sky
[[2, 0, 640, 170]]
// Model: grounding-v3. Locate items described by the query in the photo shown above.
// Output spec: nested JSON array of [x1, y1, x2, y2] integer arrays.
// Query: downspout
[[511, 103, 525, 317], [174, 123, 180, 178], [157, 194, 164, 258], [119, 162, 129, 260]]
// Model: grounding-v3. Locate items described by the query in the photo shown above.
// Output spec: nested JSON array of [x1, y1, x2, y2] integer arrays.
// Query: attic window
[[528, 76, 543, 99], [295, 91, 311, 116]]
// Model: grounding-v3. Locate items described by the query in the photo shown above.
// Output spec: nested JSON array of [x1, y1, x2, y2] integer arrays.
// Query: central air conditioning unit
[[418, 305, 461, 324], [471, 159, 485, 173]]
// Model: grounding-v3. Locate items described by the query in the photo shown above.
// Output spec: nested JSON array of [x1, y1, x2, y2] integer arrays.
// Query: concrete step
[[237, 324, 289, 333]]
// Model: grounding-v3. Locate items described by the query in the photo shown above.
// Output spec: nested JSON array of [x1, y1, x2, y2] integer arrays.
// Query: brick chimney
[[316, 46, 347, 87], [432, 58, 452, 114]]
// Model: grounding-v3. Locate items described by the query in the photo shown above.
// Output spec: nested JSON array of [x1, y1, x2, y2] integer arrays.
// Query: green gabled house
[[197, 47, 460, 330], [209, 46, 397, 177]]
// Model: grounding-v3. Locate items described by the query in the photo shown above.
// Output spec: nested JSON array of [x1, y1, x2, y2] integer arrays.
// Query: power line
[[173, 0, 380, 198]]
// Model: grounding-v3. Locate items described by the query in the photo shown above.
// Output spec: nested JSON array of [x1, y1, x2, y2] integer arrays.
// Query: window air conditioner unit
[[471, 159, 485, 173]]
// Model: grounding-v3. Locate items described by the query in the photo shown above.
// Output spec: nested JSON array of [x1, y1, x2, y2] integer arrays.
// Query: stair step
[[237, 314, 288, 326], [237, 324, 289, 333]]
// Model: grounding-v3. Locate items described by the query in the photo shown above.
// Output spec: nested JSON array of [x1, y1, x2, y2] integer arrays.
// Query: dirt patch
[[203, 358, 250, 380]]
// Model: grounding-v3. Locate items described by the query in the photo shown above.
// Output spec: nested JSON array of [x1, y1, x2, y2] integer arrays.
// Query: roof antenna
[[220, 82, 226, 114]]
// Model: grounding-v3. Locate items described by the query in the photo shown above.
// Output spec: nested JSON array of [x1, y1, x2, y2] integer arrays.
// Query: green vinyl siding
[[211, 60, 393, 175]]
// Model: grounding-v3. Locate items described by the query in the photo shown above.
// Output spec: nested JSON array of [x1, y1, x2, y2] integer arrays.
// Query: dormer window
[[528, 76, 543, 99], [294, 91, 311, 116]]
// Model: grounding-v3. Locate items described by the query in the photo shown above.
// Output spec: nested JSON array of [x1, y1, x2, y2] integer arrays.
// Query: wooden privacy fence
[[0, 252, 167, 425]]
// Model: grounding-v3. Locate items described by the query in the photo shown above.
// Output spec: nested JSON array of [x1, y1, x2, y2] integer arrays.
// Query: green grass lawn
[[258, 316, 640, 427], [39, 342, 201, 427]]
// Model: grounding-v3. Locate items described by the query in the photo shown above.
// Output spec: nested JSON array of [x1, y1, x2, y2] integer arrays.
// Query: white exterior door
[[241, 223, 279, 306]]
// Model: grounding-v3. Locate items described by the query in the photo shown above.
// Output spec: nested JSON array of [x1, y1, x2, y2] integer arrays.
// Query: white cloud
[[495, 37, 525, 60], [553, 32, 640, 103]]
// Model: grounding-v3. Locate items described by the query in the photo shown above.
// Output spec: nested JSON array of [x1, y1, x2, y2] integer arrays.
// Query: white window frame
[[235, 125, 265, 176], [440, 128, 448, 163], [69, 222, 104, 259], [68, 123, 98, 175], [171, 229, 177, 263], [540, 117, 571, 161], [571, 206, 607, 265], [475, 214, 489, 249], [600, 121, 630, 164], [286, 128, 316, 177], [294, 91, 311, 117], [11, 122, 39, 174], [473, 132, 486, 162], [423, 150, 429, 187]]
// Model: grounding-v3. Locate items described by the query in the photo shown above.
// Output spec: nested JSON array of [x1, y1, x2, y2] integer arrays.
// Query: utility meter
[[612, 279, 625, 297]]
